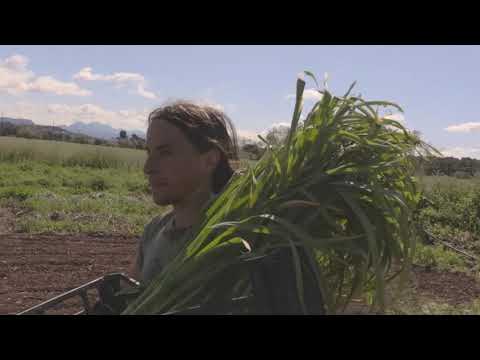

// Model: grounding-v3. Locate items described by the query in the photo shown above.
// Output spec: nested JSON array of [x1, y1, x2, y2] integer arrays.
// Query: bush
[[418, 179, 480, 236], [414, 243, 467, 271]]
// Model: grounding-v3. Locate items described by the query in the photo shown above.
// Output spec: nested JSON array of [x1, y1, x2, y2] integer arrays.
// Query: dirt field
[[0, 233, 137, 314], [411, 266, 480, 306], [2, 223, 479, 314]]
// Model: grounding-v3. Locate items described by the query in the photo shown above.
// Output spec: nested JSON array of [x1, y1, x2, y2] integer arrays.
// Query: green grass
[[2, 136, 480, 314], [0, 137, 258, 236], [0, 160, 163, 235], [415, 175, 480, 258], [413, 242, 468, 272], [0, 136, 146, 169], [409, 174, 480, 280]]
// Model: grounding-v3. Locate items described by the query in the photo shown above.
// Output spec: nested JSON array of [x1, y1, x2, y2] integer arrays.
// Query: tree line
[[418, 156, 480, 177], [0, 122, 146, 150]]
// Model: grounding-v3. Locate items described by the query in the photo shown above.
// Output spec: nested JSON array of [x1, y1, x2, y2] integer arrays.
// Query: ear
[[202, 148, 221, 173]]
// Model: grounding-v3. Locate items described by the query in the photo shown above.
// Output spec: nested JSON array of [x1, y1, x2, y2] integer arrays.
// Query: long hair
[[147, 101, 240, 194]]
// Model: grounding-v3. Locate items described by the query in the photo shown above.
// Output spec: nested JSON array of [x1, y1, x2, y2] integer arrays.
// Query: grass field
[[0, 160, 161, 235], [2, 136, 480, 314], [0, 137, 156, 234], [0, 136, 146, 169], [0, 136, 253, 235], [416, 174, 480, 256]]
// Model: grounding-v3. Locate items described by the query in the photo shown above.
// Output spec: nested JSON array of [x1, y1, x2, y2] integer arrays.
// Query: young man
[[130, 101, 240, 285]]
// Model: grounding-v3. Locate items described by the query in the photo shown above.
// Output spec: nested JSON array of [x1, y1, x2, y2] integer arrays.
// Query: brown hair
[[147, 101, 240, 194]]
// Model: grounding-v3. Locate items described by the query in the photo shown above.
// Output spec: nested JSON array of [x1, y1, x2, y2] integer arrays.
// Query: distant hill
[[0, 117, 35, 126], [0, 117, 146, 149], [62, 122, 146, 140], [1, 117, 256, 145]]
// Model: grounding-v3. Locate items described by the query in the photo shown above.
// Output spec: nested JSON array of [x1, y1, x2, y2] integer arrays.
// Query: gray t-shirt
[[137, 193, 219, 285], [137, 210, 194, 285]]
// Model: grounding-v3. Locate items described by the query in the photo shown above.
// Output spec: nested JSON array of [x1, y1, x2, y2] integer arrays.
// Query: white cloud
[[25, 76, 91, 96], [444, 122, 480, 133], [439, 147, 480, 160], [258, 122, 291, 140], [73, 67, 144, 84], [0, 101, 149, 131], [3, 54, 29, 71], [384, 113, 405, 124], [267, 122, 291, 130], [382, 113, 408, 132], [72, 67, 98, 81], [237, 129, 259, 141], [286, 88, 323, 102], [73, 67, 157, 99], [303, 89, 323, 101], [0, 54, 90, 97], [232, 122, 293, 144], [137, 84, 156, 100]]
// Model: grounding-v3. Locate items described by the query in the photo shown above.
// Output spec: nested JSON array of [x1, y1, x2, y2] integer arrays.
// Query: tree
[[0, 122, 17, 136], [15, 126, 34, 139], [242, 143, 265, 160], [119, 130, 127, 139], [118, 139, 130, 148], [265, 125, 290, 147], [76, 136, 89, 144]]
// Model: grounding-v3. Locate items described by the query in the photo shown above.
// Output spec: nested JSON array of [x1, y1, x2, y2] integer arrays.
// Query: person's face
[[144, 119, 219, 206]]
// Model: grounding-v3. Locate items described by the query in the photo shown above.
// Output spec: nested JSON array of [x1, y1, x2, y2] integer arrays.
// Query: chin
[[152, 192, 177, 206]]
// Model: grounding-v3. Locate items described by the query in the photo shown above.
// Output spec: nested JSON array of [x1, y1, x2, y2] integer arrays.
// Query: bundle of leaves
[[123, 72, 438, 315]]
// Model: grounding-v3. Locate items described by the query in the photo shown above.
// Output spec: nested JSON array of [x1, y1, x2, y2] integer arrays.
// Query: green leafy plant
[[123, 72, 439, 315]]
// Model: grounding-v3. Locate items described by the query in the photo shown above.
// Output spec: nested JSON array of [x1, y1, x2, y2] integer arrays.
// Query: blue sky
[[0, 45, 479, 158]]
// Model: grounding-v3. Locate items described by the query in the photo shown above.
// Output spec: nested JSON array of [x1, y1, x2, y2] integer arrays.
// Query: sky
[[0, 45, 479, 158]]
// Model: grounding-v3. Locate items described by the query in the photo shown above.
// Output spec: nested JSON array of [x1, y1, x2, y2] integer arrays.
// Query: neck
[[172, 185, 213, 229]]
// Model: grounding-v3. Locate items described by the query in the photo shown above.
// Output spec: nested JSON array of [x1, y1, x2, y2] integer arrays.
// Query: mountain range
[[61, 122, 146, 140], [0, 117, 35, 126], [0, 116, 146, 140]]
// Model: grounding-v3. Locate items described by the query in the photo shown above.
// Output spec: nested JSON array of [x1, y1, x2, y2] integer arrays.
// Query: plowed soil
[[2, 232, 479, 315], [0, 233, 137, 314]]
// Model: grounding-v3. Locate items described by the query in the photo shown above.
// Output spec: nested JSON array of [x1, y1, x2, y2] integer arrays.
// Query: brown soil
[[339, 265, 480, 315], [0, 233, 137, 315], [0, 207, 15, 234], [2, 231, 479, 315], [411, 266, 480, 306]]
